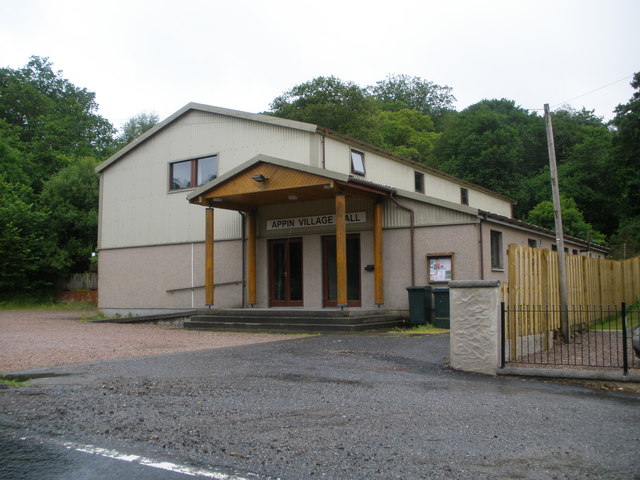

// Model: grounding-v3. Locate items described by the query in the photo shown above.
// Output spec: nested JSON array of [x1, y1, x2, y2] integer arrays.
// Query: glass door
[[322, 234, 361, 307], [268, 238, 303, 307]]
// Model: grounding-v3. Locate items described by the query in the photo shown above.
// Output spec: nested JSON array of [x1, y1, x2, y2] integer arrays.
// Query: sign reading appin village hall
[[267, 212, 367, 231]]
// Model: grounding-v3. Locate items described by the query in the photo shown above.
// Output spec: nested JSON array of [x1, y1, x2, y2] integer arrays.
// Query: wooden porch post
[[205, 207, 215, 306], [247, 211, 257, 306], [335, 192, 348, 307], [374, 200, 384, 306]]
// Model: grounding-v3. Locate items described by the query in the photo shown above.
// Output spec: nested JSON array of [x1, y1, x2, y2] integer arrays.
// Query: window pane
[[490, 231, 503, 268], [350, 150, 365, 175], [197, 156, 217, 186], [415, 172, 424, 193], [171, 161, 191, 189], [461, 188, 469, 205]]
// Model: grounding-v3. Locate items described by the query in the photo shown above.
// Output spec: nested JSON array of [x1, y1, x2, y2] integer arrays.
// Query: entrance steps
[[184, 308, 405, 332]]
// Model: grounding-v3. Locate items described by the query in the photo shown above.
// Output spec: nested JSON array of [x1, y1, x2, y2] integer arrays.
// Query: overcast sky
[[1, 0, 638, 131]]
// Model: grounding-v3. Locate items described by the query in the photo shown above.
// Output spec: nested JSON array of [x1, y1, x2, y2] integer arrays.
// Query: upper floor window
[[350, 149, 365, 176], [170, 155, 217, 190], [415, 171, 425, 193], [528, 239, 538, 248], [460, 187, 469, 206]]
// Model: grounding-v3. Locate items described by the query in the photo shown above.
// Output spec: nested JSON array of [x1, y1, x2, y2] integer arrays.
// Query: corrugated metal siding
[[383, 197, 478, 228], [99, 110, 316, 249], [259, 197, 373, 238]]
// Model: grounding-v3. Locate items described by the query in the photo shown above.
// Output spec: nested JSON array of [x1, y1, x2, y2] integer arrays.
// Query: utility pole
[[544, 104, 569, 343]]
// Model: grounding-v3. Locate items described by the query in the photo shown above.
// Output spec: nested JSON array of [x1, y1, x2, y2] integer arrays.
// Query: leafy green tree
[[432, 99, 545, 214], [40, 157, 100, 274], [608, 216, 640, 260], [0, 56, 116, 295], [0, 176, 55, 292], [112, 111, 160, 152], [0, 56, 114, 191], [269, 76, 381, 144], [524, 109, 615, 236], [611, 72, 640, 221], [375, 108, 439, 161], [369, 74, 456, 126], [525, 197, 605, 244]]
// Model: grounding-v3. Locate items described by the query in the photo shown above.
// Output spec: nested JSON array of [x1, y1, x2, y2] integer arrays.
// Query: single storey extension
[[95, 103, 606, 316]]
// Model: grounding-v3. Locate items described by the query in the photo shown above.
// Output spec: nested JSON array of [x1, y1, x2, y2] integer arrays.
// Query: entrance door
[[269, 238, 303, 307], [322, 234, 361, 307]]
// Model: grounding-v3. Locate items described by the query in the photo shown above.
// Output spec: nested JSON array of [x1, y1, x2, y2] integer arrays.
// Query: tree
[[375, 108, 439, 162], [611, 72, 640, 221], [269, 76, 381, 144], [525, 197, 605, 245], [0, 57, 115, 295], [0, 56, 114, 191], [0, 176, 55, 292], [40, 157, 100, 274], [112, 111, 160, 151], [369, 74, 456, 126], [523, 108, 615, 236], [432, 99, 545, 214]]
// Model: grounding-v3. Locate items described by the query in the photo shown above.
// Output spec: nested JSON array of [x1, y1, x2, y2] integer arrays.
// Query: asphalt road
[[1, 333, 639, 479]]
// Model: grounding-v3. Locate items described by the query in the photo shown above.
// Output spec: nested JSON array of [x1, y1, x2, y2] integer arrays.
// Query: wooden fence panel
[[502, 245, 640, 337]]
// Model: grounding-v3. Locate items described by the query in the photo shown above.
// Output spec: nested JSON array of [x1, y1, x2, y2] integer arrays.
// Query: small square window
[[350, 149, 365, 176], [528, 239, 538, 248], [460, 187, 469, 205], [415, 171, 424, 193], [490, 230, 503, 270]]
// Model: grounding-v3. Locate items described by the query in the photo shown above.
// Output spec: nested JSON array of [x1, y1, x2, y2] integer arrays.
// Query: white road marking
[[64, 442, 260, 479]]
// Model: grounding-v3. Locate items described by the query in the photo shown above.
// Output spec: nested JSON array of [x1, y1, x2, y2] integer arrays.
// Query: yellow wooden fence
[[502, 244, 640, 335]]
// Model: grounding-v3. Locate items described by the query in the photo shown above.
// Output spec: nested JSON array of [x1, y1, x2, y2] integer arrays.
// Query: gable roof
[[95, 103, 318, 174]]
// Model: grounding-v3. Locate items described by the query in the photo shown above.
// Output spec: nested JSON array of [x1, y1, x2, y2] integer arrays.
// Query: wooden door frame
[[322, 233, 361, 307], [268, 237, 304, 307]]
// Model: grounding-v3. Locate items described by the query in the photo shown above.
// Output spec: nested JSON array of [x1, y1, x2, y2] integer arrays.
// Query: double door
[[268, 235, 361, 307]]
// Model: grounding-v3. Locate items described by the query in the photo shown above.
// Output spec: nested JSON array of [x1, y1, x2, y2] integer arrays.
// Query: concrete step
[[184, 311, 405, 332]]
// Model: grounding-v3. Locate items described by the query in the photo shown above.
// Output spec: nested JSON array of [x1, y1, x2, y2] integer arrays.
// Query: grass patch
[[0, 377, 31, 387], [389, 323, 449, 335], [0, 294, 96, 311]]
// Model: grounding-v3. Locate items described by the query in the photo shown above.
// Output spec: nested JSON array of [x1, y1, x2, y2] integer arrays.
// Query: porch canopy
[[187, 155, 391, 308]]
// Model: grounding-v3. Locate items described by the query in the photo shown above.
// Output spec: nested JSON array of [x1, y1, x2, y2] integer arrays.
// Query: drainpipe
[[321, 128, 327, 169], [239, 212, 246, 308], [478, 213, 485, 280], [389, 194, 415, 286]]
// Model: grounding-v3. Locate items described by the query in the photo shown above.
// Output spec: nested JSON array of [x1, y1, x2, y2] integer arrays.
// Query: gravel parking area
[[0, 309, 300, 373]]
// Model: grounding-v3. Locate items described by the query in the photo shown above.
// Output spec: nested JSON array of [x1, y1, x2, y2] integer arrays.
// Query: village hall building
[[95, 103, 606, 319]]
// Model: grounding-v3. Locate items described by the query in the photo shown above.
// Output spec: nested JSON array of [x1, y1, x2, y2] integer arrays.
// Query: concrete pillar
[[449, 280, 501, 375]]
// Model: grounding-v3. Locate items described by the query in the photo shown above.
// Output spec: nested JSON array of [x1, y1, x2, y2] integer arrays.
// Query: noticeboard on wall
[[427, 253, 454, 283]]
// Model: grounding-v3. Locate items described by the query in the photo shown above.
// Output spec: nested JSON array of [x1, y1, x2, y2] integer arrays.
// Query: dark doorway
[[322, 234, 361, 307], [269, 238, 303, 307]]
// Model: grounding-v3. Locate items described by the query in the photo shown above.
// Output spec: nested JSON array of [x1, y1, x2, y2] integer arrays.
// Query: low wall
[[449, 280, 501, 375]]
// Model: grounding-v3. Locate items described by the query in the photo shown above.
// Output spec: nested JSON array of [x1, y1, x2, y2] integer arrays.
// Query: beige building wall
[[321, 136, 512, 217], [99, 110, 317, 250], [98, 240, 244, 315]]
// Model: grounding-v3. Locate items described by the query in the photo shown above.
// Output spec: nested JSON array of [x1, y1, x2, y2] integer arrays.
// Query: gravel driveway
[[0, 310, 300, 373], [1, 332, 639, 479]]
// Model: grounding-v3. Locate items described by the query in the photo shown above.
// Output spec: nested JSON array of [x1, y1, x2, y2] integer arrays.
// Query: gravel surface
[[0, 310, 301, 373], [1, 329, 639, 479]]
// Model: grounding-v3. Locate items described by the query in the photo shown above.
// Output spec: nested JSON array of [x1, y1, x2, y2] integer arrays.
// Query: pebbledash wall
[[96, 103, 607, 316]]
